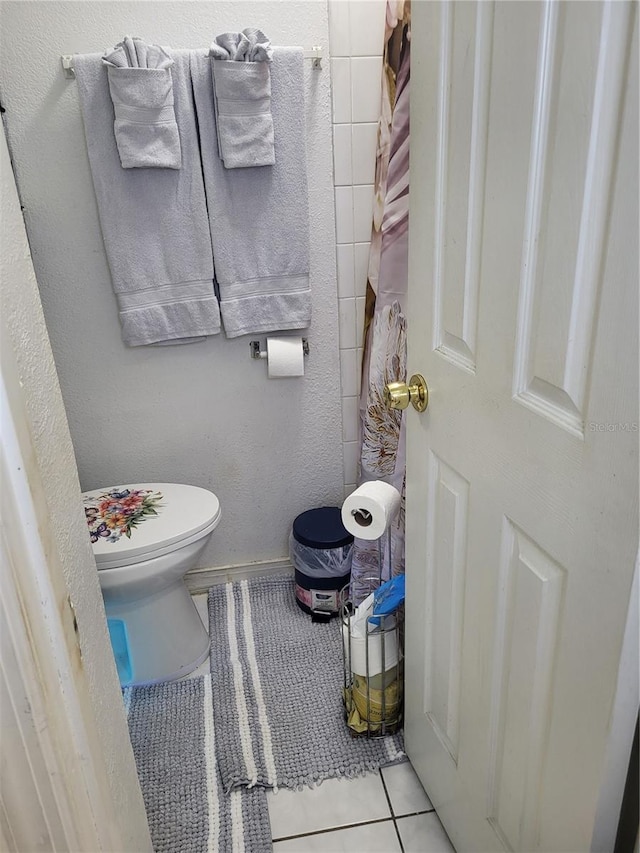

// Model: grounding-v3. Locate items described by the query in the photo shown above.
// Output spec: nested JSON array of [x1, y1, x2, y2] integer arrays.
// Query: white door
[[404, 2, 638, 851]]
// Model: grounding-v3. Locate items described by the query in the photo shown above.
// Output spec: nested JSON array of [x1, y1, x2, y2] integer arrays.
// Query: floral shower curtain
[[350, 0, 411, 604]]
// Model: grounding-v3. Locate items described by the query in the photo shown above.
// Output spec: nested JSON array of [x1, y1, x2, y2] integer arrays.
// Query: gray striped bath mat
[[208, 574, 404, 792], [125, 676, 271, 852]]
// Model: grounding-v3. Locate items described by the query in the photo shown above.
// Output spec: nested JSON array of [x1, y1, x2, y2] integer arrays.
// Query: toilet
[[83, 482, 221, 687]]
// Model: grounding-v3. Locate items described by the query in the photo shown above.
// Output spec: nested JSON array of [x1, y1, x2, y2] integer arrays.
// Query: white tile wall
[[338, 297, 357, 349], [353, 184, 375, 242], [330, 58, 352, 122], [351, 56, 383, 122], [343, 440, 359, 484], [330, 0, 386, 489], [328, 0, 351, 57], [334, 186, 354, 244], [342, 396, 359, 442], [354, 241, 371, 298], [339, 347, 358, 397], [333, 124, 353, 186], [343, 483, 357, 500], [356, 296, 366, 348], [357, 346, 364, 395], [352, 122, 378, 185], [348, 0, 387, 56], [336, 243, 355, 298]]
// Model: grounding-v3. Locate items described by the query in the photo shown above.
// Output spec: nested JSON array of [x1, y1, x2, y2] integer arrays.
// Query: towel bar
[[303, 46, 323, 69], [61, 46, 323, 79]]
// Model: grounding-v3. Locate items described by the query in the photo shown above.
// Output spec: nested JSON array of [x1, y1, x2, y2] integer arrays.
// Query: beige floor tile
[[381, 760, 433, 816], [268, 773, 391, 840], [397, 812, 456, 852], [273, 819, 401, 852]]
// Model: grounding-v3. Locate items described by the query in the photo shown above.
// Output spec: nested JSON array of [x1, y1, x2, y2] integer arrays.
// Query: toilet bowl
[[83, 482, 221, 687]]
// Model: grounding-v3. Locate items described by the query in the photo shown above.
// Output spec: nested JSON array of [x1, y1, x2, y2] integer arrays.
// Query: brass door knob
[[383, 374, 429, 412]]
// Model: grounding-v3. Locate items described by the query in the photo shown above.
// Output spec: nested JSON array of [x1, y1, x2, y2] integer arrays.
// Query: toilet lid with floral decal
[[82, 483, 221, 566]]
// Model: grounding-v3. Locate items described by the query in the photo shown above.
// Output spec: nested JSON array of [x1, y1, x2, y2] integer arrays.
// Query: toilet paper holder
[[250, 338, 310, 360]]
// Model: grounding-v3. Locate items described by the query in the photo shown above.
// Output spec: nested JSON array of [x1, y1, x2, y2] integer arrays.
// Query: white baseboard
[[185, 558, 293, 594]]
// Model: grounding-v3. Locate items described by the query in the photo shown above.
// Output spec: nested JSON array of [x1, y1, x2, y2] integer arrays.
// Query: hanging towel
[[209, 29, 275, 169], [75, 50, 221, 346], [209, 28, 273, 61], [190, 47, 311, 338], [102, 36, 181, 169]]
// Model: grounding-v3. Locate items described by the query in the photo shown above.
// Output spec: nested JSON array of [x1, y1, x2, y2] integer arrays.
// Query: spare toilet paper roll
[[342, 619, 400, 678], [267, 336, 305, 378], [341, 481, 402, 540], [342, 593, 400, 677]]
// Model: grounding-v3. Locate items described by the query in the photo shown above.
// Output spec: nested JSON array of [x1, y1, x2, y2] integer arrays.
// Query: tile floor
[[268, 762, 454, 853], [188, 593, 455, 852]]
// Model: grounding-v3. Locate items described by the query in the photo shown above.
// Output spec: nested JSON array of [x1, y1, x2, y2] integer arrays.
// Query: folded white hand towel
[[210, 27, 273, 61], [209, 28, 275, 169], [103, 36, 181, 170]]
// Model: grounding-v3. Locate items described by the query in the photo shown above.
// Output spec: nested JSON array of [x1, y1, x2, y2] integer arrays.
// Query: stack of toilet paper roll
[[342, 592, 399, 677], [340, 480, 401, 541], [341, 590, 402, 729]]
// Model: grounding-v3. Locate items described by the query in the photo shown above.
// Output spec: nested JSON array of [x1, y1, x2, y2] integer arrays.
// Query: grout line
[[273, 815, 396, 844], [395, 808, 436, 818], [379, 768, 405, 853], [379, 767, 396, 816], [393, 819, 405, 853]]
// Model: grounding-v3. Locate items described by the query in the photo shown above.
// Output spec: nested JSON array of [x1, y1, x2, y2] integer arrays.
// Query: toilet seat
[[83, 482, 221, 570]]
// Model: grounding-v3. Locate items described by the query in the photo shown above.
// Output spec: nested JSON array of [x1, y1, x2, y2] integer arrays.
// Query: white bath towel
[[190, 47, 311, 338], [103, 36, 181, 170], [75, 50, 221, 346]]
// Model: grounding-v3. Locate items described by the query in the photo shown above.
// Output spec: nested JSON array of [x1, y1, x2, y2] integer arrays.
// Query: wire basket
[[341, 599, 404, 738]]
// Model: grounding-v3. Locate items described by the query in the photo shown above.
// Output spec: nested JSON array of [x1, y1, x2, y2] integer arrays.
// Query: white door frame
[[0, 334, 129, 851], [0, 118, 151, 851]]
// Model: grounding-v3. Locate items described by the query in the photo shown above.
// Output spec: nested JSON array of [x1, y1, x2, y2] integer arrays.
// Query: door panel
[[405, 2, 638, 851], [513, 1, 632, 438], [434, 0, 492, 374], [424, 451, 469, 763], [487, 520, 566, 852]]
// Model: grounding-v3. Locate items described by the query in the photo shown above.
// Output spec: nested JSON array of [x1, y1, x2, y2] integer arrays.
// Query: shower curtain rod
[[61, 46, 322, 78]]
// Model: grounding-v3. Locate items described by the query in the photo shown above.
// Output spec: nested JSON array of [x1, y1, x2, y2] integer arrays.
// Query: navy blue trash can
[[289, 507, 353, 619]]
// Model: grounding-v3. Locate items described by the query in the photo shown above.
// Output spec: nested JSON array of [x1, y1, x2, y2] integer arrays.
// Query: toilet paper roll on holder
[[250, 339, 310, 359]]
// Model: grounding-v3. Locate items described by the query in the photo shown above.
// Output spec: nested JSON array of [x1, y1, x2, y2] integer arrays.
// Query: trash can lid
[[292, 506, 354, 549]]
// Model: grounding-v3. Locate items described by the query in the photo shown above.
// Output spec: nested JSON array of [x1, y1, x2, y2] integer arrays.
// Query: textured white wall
[[0, 0, 343, 569], [0, 126, 152, 851]]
